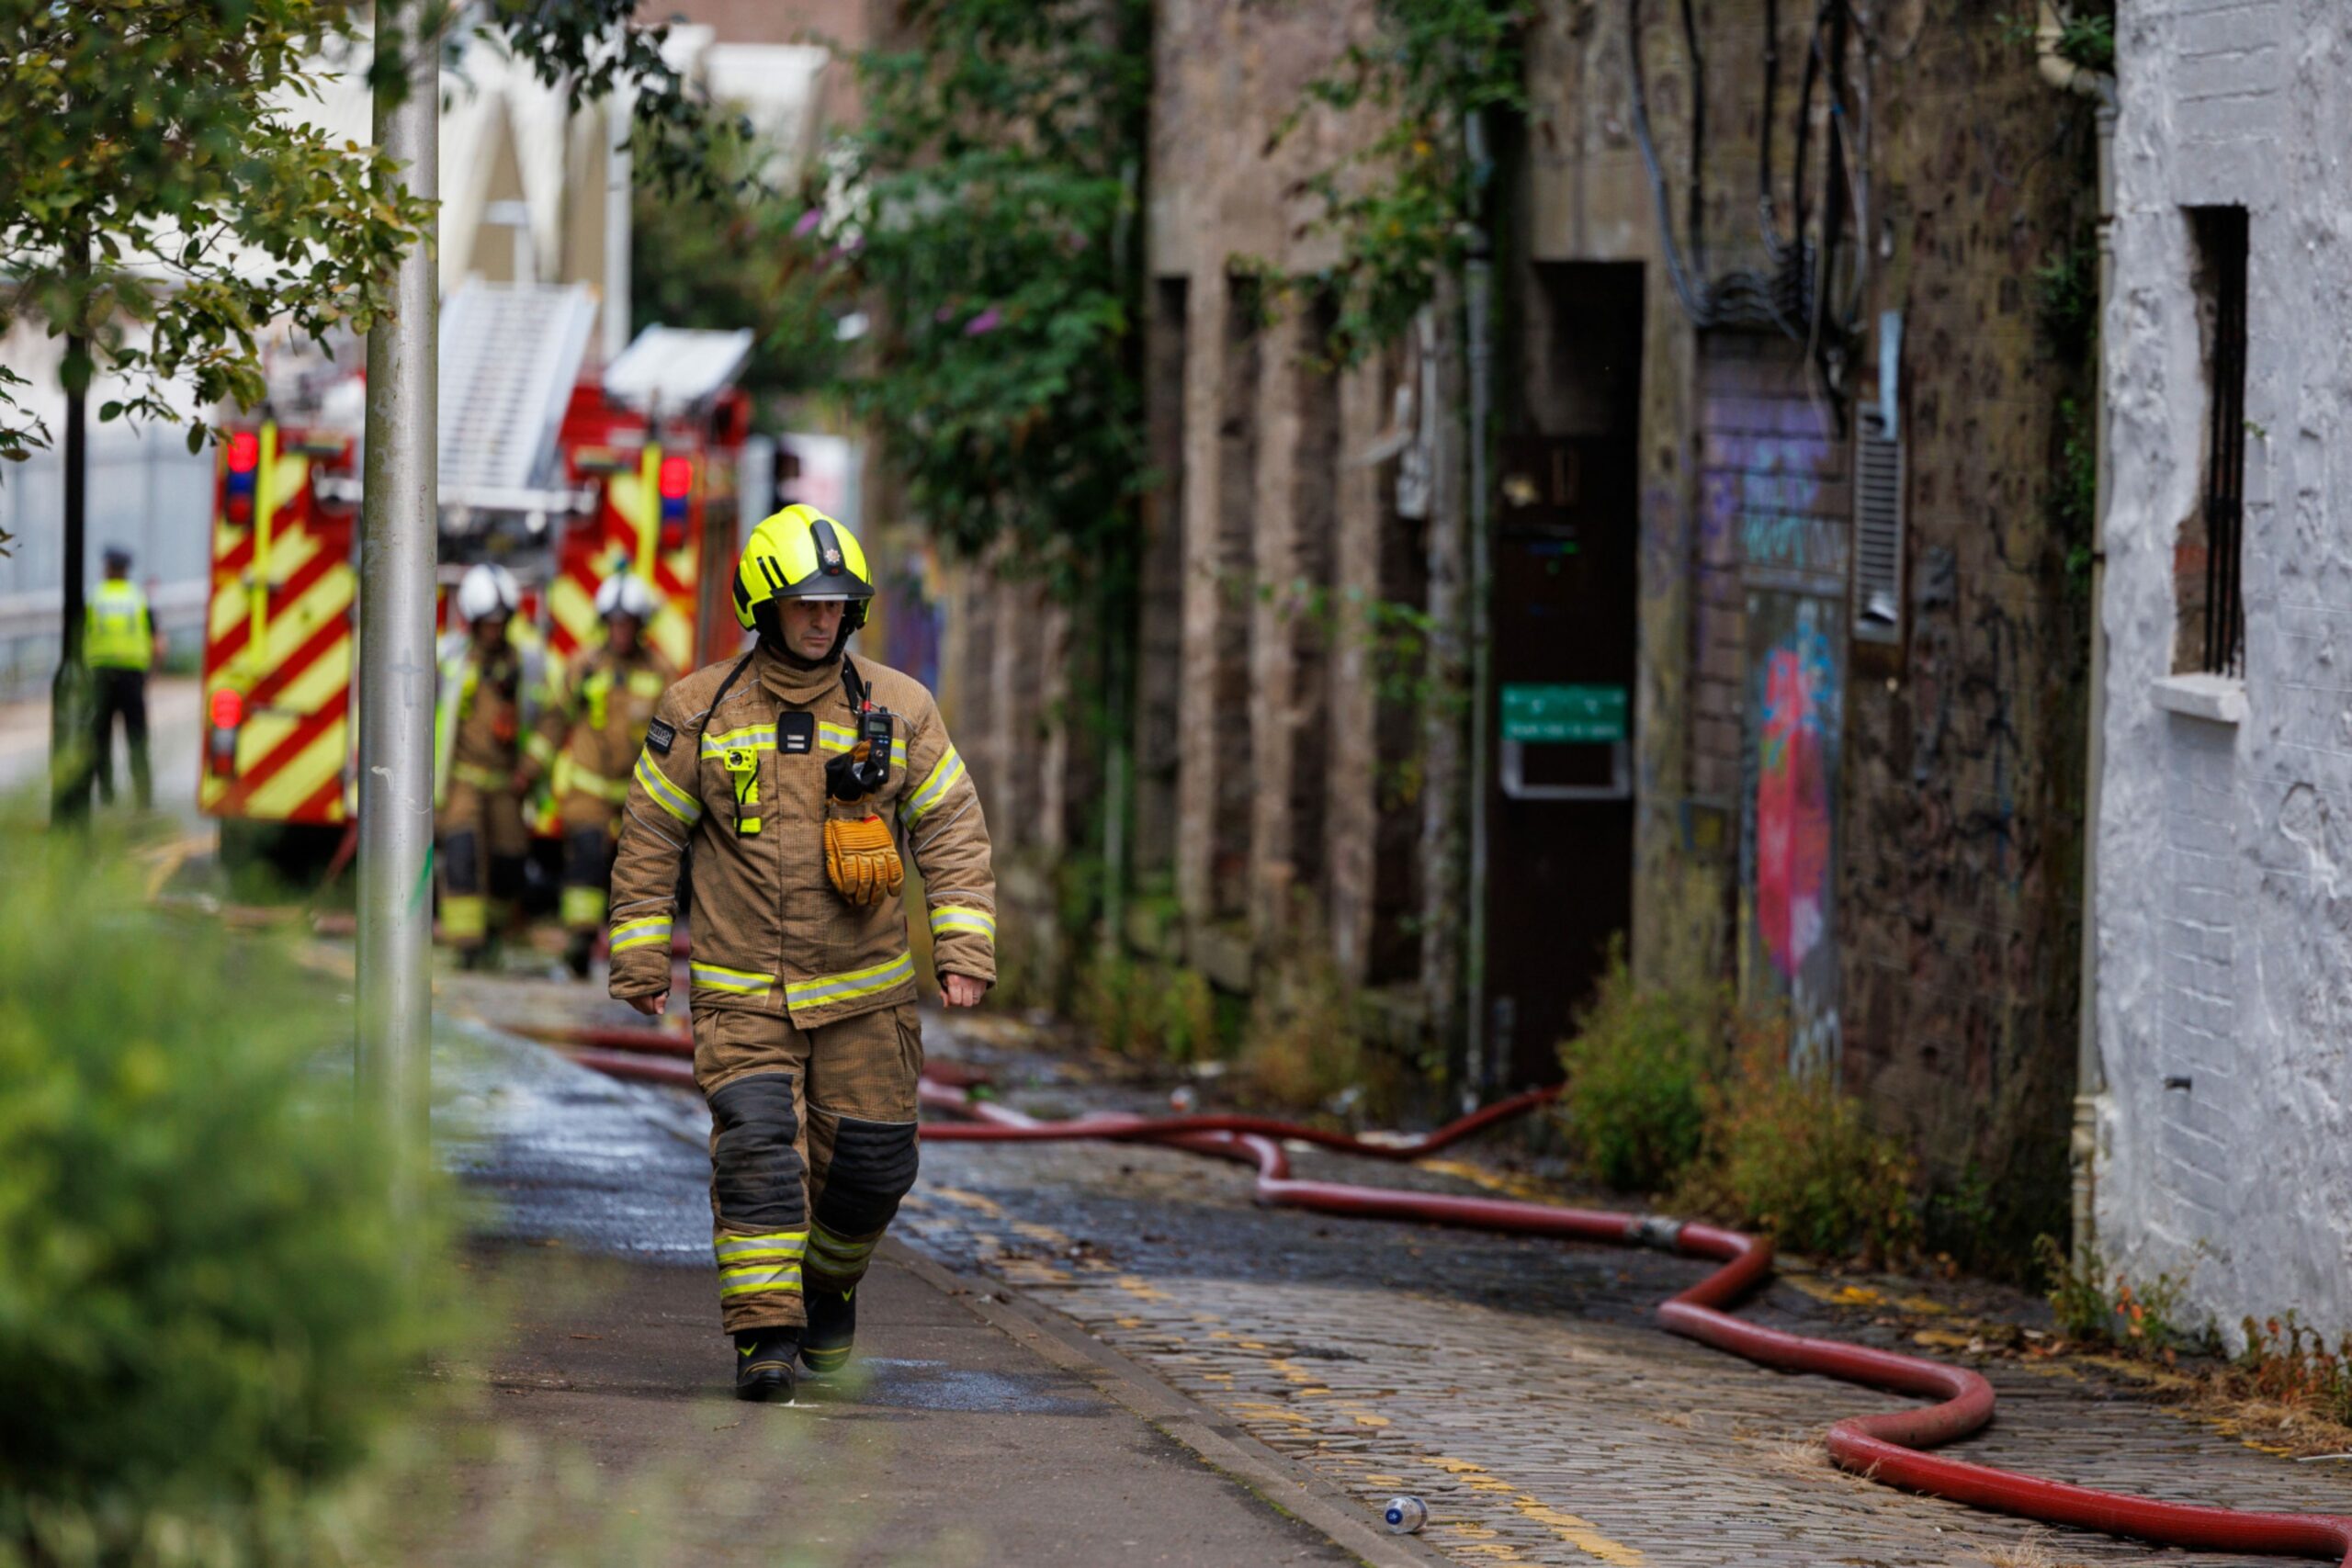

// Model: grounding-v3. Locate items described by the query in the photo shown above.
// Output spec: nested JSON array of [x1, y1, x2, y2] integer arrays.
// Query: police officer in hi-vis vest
[[85, 546, 160, 810]]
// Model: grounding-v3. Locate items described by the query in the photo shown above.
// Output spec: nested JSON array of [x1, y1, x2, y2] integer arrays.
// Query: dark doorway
[[1485, 262, 1644, 1088]]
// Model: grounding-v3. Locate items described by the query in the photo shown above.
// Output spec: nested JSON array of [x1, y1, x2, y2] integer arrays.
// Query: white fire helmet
[[456, 562, 520, 625], [593, 571, 661, 622]]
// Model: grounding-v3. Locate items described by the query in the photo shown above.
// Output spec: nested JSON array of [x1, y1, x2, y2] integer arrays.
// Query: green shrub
[[1676, 1014, 1919, 1264], [1554, 952, 1720, 1193], [1077, 954, 1222, 1065], [0, 823, 455, 1562]]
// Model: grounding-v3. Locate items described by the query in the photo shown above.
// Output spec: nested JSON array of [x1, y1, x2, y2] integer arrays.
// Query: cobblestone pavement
[[893, 1016, 2351, 1568]]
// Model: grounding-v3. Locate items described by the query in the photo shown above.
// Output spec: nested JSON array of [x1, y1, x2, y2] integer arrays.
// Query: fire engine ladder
[[436, 280, 600, 527]]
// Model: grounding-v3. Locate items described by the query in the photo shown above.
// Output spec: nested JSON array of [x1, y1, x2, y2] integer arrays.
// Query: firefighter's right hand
[[627, 990, 668, 1017]]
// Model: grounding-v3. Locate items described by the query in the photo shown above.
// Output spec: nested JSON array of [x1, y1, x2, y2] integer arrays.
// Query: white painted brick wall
[[2101, 0, 2352, 1343]]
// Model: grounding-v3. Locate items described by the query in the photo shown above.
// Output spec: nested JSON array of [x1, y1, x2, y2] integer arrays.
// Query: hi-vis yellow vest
[[85, 580, 152, 671]]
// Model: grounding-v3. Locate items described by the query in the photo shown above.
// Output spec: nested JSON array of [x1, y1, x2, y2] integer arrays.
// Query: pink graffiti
[[1756, 643, 1830, 980]]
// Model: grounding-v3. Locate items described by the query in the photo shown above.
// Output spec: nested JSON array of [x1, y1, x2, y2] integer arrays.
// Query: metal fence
[[0, 426, 215, 697]]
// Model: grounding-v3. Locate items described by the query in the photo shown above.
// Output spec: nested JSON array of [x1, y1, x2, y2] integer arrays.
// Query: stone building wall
[[1524, 3, 2095, 1241]]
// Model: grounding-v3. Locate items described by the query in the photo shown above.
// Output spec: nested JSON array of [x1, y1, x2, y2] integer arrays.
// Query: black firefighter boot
[[801, 1286, 856, 1378], [733, 1325, 800, 1403], [562, 928, 595, 980]]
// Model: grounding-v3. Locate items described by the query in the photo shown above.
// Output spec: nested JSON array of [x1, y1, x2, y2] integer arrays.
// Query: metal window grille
[[2199, 207, 2248, 676], [1851, 409, 1904, 645]]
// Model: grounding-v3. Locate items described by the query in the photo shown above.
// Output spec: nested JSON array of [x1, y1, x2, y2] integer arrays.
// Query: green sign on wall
[[1500, 682, 1627, 744]]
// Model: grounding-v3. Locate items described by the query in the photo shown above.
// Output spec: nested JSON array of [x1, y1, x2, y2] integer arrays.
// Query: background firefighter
[[85, 545, 160, 811], [526, 571, 677, 979], [435, 563, 532, 970], [605, 506, 996, 1404]]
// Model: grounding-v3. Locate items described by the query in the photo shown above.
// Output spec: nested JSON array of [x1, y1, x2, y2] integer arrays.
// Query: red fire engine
[[200, 284, 754, 857]]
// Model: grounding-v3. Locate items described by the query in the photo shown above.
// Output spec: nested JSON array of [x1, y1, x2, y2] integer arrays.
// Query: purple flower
[[964, 308, 1003, 336], [791, 208, 822, 240]]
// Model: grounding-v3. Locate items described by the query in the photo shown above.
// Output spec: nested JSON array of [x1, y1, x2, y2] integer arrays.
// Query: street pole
[[50, 249, 93, 828], [356, 8, 438, 1168]]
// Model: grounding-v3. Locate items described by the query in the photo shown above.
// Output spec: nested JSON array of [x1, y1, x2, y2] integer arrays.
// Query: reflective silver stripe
[[783, 951, 915, 1009], [718, 1263, 803, 1297], [929, 906, 997, 940], [900, 747, 966, 825], [715, 1231, 808, 1265], [808, 1228, 877, 1268], [701, 724, 775, 756], [611, 916, 672, 953], [691, 962, 775, 995], [635, 750, 701, 823]]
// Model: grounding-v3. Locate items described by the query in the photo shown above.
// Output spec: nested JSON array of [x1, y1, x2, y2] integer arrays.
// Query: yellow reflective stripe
[[525, 732, 558, 765], [691, 961, 775, 995], [716, 1231, 808, 1264], [610, 916, 673, 953], [900, 748, 965, 824], [453, 762, 508, 791], [816, 724, 909, 766], [808, 1228, 877, 1266], [929, 906, 997, 941], [784, 952, 915, 1010], [440, 894, 487, 941], [560, 886, 606, 928], [635, 750, 700, 823], [718, 1266, 804, 1297], [701, 724, 775, 756], [567, 767, 630, 804]]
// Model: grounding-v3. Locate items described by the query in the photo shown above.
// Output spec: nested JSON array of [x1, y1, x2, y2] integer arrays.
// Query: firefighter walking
[[526, 571, 677, 978], [607, 506, 996, 1403], [435, 564, 532, 968], [85, 546, 160, 811]]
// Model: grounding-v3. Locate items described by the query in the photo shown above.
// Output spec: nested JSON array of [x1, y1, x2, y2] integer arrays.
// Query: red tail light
[[658, 456, 693, 500], [226, 432, 259, 473], [207, 688, 243, 778]]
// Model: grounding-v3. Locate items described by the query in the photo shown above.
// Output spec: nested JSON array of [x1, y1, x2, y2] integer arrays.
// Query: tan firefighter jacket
[[528, 643, 677, 831], [434, 637, 526, 813], [606, 644, 997, 1026]]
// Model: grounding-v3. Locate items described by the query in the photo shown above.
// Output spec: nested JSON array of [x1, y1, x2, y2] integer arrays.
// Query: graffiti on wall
[[1740, 590, 1845, 1073]]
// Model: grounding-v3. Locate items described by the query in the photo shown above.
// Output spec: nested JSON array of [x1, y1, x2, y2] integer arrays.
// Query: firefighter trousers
[[691, 1001, 923, 1334], [436, 780, 527, 950], [556, 797, 620, 933]]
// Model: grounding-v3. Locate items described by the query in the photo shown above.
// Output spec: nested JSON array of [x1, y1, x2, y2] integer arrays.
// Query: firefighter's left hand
[[942, 973, 988, 1009]]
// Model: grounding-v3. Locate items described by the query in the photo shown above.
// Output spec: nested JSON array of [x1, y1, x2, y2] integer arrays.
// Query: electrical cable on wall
[[1628, 0, 1871, 404]]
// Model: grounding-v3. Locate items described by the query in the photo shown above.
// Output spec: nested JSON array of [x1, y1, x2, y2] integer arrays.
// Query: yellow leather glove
[[824, 813, 905, 907]]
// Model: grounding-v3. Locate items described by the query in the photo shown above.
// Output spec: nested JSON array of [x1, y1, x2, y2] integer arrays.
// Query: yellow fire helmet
[[732, 505, 876, 641]]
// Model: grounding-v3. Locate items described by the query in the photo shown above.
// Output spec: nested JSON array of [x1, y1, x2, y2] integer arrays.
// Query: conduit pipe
[[2038, 0, 2120, 1273]]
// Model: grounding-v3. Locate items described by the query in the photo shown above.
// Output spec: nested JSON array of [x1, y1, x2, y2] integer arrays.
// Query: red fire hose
[[552, 1032, 2352, 1562], [908, 1078, 2352, 1565]]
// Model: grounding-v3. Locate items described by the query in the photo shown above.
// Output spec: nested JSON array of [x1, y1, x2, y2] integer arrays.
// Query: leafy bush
[[0, 824, 455, 1562], [1077, 955, 1221, 1065], [1236, 949, 1407, 1120], [1553, 953, 1721, 1193], [1676, 1014, 1919, 1264]]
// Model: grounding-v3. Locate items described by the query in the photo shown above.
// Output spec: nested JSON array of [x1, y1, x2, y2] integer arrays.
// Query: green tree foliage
[[823, 0, 1150, 576], [1267, 0, 1527, 360], [630, 130, 852, 428], [0, 830, 456, 1561], [0, 0, 433, 468], [0, 0, 745, 556]]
